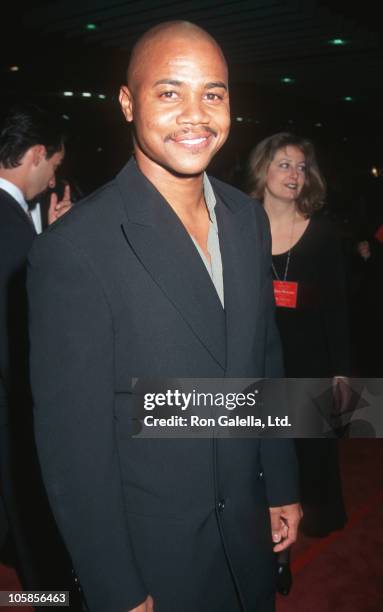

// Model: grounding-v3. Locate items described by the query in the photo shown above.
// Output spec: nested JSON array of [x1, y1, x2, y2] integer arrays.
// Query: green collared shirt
[[190, 174, 224, 308]]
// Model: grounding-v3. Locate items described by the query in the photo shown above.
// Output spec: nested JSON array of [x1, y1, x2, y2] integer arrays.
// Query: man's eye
[[160, 91, 178, 99], [204, 92, 223, 101]]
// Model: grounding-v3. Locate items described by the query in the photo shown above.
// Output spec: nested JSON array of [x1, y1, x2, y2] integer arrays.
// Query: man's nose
[[178, 95, 210, 125]]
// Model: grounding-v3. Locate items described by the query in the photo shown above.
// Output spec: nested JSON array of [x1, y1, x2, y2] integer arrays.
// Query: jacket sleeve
[[27, 231, 147, 612], [256, 207, 300, 506]]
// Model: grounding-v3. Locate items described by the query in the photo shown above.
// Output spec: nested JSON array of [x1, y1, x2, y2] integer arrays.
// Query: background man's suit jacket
[[0, 188, 78, 597], [0, 188, 35, 426], [0, 188, 35, 560], [28, 159, 299, 612]]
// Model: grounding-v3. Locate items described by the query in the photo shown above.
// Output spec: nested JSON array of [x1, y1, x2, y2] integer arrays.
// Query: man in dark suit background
[[0, 105, 74, 594], [28, 22, 302, 612]]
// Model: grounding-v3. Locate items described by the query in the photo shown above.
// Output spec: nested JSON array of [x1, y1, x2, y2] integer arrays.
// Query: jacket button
[[218, 499, 226, 511]]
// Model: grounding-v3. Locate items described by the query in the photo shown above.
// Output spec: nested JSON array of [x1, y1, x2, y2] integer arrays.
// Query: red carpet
[[0, 563, 33, 611], [1, 440, 382, 611], [278, 440, 383, 611]]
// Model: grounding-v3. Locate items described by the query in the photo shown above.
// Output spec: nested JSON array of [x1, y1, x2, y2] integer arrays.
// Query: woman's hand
[[332, 376, 352, 416], [356, 240, 371, 261]]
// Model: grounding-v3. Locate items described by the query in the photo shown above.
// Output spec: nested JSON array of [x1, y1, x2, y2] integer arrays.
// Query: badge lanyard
[[272, 250, 291, 282], [272, 213, 298, 308]]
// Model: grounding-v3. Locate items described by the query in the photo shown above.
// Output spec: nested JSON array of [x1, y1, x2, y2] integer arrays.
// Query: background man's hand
[[269, 503, 303, 552], [48, 183, 72, 225], [127, 595, 154, 612]]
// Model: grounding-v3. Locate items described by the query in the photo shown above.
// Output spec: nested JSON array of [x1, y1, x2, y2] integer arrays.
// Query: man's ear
[[119, 85, 134, 122], [30, 144, 47, 166]]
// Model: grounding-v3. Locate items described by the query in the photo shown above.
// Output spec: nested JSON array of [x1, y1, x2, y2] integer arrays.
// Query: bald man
[[28, 21, 301, 612]]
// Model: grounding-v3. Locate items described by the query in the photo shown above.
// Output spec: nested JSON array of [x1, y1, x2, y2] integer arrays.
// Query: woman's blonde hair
[[247, 132, 326, 217]]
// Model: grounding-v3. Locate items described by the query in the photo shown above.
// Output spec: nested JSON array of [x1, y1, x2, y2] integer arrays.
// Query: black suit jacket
[[28, 159, 299, 612], [0, 187, 78, 595], [0, 188, 35, 559], [0, 188, 36, 426]]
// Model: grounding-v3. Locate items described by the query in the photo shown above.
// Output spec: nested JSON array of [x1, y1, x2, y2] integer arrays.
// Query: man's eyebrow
[[152, 79, 227, 90], [153, 79, 182, 87], [205, 81, 227, 90]]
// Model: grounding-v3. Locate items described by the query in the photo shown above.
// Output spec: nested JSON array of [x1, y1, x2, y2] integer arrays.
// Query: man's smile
[[165, 128, 217, 152]]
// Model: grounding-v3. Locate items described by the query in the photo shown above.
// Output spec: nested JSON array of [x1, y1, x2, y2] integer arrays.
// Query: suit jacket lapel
[[117, 160, 226, 370], [0, 189, 36, 235], [214, 189, 260, 376]]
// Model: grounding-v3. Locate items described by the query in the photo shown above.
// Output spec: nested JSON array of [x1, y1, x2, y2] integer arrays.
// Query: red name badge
[[273, 280, 298, 308]]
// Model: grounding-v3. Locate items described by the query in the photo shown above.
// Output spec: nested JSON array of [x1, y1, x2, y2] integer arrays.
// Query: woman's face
[[265, 145, 306, 204]]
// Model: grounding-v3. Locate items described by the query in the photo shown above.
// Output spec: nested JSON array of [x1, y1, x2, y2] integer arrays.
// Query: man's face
[[27, 147, 64, 201], [120, 34, 230, 179]]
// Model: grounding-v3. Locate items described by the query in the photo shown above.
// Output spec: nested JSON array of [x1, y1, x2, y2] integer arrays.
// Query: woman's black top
[[272, 214, 350, 378]]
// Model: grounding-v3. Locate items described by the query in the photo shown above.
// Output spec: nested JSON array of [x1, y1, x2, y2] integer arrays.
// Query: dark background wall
[[1, 0, 383, 213]]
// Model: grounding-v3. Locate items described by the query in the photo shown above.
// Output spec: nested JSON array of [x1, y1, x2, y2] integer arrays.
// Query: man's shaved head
[[127, 21, 227, 92]]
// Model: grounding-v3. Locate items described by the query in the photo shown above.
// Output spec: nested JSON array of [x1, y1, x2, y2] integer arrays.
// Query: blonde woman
[[248, 133, 349, 595]]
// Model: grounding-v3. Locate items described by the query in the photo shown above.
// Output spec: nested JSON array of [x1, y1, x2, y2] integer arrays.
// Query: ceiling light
[[236, 117, 243, 122], [343, 96, 353, 102], [63, 91, 74, 97], [328, 38, 347, 46], [280, 77, 295, 84], [85, 23, 97, 31], [98, 94, 106, 99], [9, 65, 19, 72], [81, 92, 92, 98]]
